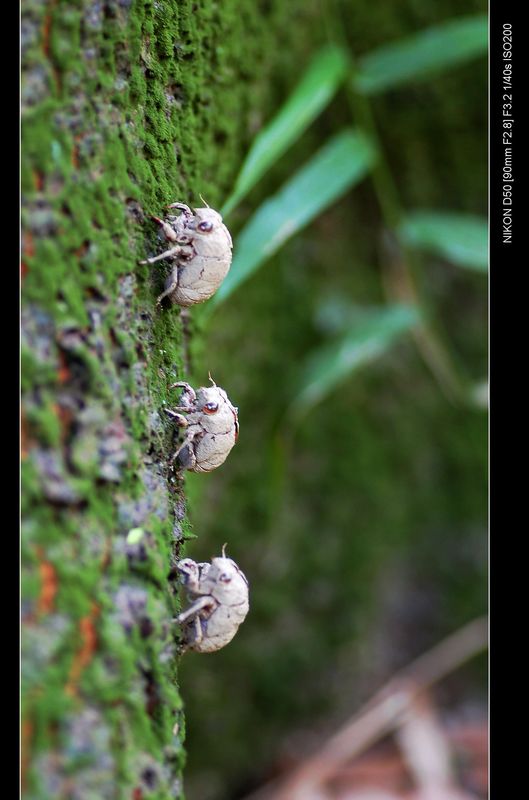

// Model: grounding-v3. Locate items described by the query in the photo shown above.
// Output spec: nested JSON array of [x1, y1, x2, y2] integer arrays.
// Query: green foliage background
[[181, 1, 487, 798]]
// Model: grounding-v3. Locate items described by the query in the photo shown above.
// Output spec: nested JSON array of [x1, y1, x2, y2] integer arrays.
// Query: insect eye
[[198, 220, 214, 233], [203, 402, 219, 414], [219, 573, 232, 583]]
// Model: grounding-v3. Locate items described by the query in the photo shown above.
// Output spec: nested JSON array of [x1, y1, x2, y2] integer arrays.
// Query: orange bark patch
[[22, 232, 35, 281], [54, 401, 74, 445], [57, 351, 72, 386], [21, 718, 33, 791], [37, 556, 59, 615], [33, 170, 45, 192], [21, 410, 31, 460], [42, 13, 52, 57], [71, 137, 81, 170], [22, 231, 35, 258], [42, 1, 62, 93], [66, 603, 100, 697], [74, 241, 89, 260], [41, 0, 58, 58]]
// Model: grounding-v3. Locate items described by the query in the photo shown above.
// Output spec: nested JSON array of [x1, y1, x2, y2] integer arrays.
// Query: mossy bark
[[21, 2, 320, 797]]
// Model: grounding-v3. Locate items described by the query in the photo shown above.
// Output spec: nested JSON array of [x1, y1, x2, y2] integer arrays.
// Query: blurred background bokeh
[[178, 0, 487, 798]]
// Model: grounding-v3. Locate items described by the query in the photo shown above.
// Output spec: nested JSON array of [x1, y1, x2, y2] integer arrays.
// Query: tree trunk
[[21, 1, 315, 797]]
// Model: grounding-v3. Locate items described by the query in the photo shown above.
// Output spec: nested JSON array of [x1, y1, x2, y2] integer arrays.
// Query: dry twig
[[243, 617, 487, 800]]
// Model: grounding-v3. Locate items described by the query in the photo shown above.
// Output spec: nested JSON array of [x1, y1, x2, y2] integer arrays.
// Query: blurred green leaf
[[289, 305, 420, 417], [354, 15, 487, 95], [213, 129, 376, 306], [222, 45, 350, 216], [314, 297, 389, 336], [470, 380, 488, 410], [399, 211, 488, 271]]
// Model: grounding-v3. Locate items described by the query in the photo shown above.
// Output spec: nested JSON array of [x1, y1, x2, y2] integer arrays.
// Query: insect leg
[[170, 431, 199, 465], [164, 409, 189, 427], [166, 202, 192, 215], [150, 215, 178, 242], [193, 616, 203, 645], [156, 270, 180, 306], [175, 596, 215, 624], [139, 245, 187, 265], [170, 382, 197, 403]]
